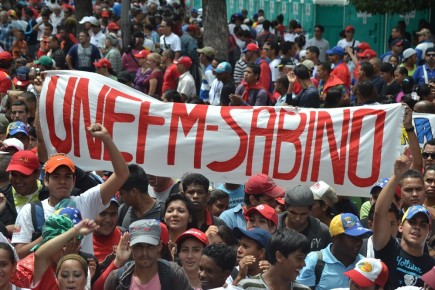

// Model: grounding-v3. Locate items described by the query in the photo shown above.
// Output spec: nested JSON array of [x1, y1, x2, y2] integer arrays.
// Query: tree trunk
[[121, 0, 131, 50], [74, 0, 93, 33], [202, 0, 228, 61]]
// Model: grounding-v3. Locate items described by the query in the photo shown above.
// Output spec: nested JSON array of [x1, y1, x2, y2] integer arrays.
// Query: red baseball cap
[[357, 42, 371, 50], [357, 49, 377, 59], [244, 174, 285, 198], [101, 10, 110, 17], [344, 258, 388, 288], [93, 58, 112, 69], [159, 221, 169, 245], [44, 154, 75, 174], [6, 150, 39, 175], [133, 49, 150, 59], [242, 43, 260, 53], [175, 228, 209, 248], [0, 51, 12, 62], [245, 204, 278, 226], [345, 25, 355, 32], [174, 56, 192, 69], [107, 22, 119, 31]]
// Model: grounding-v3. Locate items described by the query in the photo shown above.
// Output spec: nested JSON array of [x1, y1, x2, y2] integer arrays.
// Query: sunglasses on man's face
[[422, 152, 435, 159]]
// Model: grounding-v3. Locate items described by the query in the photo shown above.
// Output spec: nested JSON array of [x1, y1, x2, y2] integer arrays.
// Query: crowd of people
[[0, 0, 435, 290]]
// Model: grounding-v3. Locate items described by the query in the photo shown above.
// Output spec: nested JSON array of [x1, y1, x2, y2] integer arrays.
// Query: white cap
[[403, 48, 417, 59], [310, 181, 338, 207], [3, 138, 24, 151], [79, 16, 90, 24]]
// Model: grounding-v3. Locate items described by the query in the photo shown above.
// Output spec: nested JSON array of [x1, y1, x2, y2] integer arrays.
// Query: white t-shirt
[[177, 71, 196, 99], [90, 30, 106, 51], [306, 37, 330, 62], [12, 185, 106, 254], [208, 79, 223, 106], [337, 38, 360, 49], [269, 58, 281, 82], [160, 33, 181, 52]]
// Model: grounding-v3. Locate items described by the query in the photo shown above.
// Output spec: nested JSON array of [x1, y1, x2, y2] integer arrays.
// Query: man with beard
[[414, 47, 435, 85], [105, 219, 191, 290], [66, 31, 101, 72]]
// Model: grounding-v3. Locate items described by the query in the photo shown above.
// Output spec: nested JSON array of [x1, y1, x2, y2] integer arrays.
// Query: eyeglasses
[[263, 48, 270, 51], [427, 54, 435, 57], [422, 152, 435, 159]]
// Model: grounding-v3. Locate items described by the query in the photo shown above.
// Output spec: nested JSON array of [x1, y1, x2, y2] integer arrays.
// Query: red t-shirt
[[93, 227, 122, 263], [31, 266, 57, 290], [331, 62, 351, 89], [0, 69, 12, 93], [162, 64, 180, 93]]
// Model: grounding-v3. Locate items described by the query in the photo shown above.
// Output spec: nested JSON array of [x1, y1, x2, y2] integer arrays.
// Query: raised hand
[[394, 155, 411, 177], [114, 232, 132, 267], [87, 123, 110, 141], [74, 219, 98, 237]]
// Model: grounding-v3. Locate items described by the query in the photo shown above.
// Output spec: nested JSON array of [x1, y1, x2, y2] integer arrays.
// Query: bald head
[[414, 100, 435, 114]]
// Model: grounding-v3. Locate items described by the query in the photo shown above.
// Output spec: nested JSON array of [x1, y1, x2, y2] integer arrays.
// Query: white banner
[[39, 71, 405, 197]]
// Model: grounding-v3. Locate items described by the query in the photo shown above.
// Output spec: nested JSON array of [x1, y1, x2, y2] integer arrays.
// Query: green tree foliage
[[349, 0, 434, 14]]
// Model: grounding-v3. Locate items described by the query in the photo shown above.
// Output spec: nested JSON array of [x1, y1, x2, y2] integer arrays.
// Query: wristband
[[405, 126, 414, 133]]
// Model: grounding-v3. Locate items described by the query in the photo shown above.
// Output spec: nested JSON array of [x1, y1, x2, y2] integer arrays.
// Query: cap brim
[[130, 236, 160, 247], [6, 164, 35, 175], [45, 163, 75, 174], [266, 185, 285, 198], [344, 269, 375, 288], [345, 228, 373, 238]]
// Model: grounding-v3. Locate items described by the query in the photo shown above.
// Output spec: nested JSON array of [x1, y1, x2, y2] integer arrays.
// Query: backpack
[[314, 251, 325, 287], [30, 200, 45, 241]]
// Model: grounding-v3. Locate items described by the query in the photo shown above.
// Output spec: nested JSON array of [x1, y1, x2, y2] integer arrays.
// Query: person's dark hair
[[306, 46, 320, 57], [162, 49, 176, 61], [319, 62, 332, 74], [295, 35, 306, 49], [12, 100, 29, 113], [208, 189, 229, 206], [215, 225, 238, 248], [162, 18, 174, 30], [398, 169, 424, 186], [424, 139, 435, 151], [268, 228, 310, 265], [357, 80, 376, 101], [0, 155, 12, 181], [263, 20, 271, 31], [246, 63, 261, 79], [25, 8, 34, 17], [182, 173, 209, 193], [163, 90, 182, 103], [324, 89, 342, 108], [424, 165, 435, 177], [401, 77, 414, 94], [120, 164, 149, 192], [395, 66, 408, 77], [28, 125, 36, 139], [275, 74, 289, 90], [379, 62, 395, 74], [266, 41, 280, 56], [294, 64, 310, 80], [164, 193, 197, 229], [202, 244, 236, 272], [0, 242, 17, 264], [45, 23, 54, 32], [360, 62, 374, 78], [314, 25, 325, 33], [280, 41, 295, 55], [416, 84, 431, 100], [276, 14, 284, 24]]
